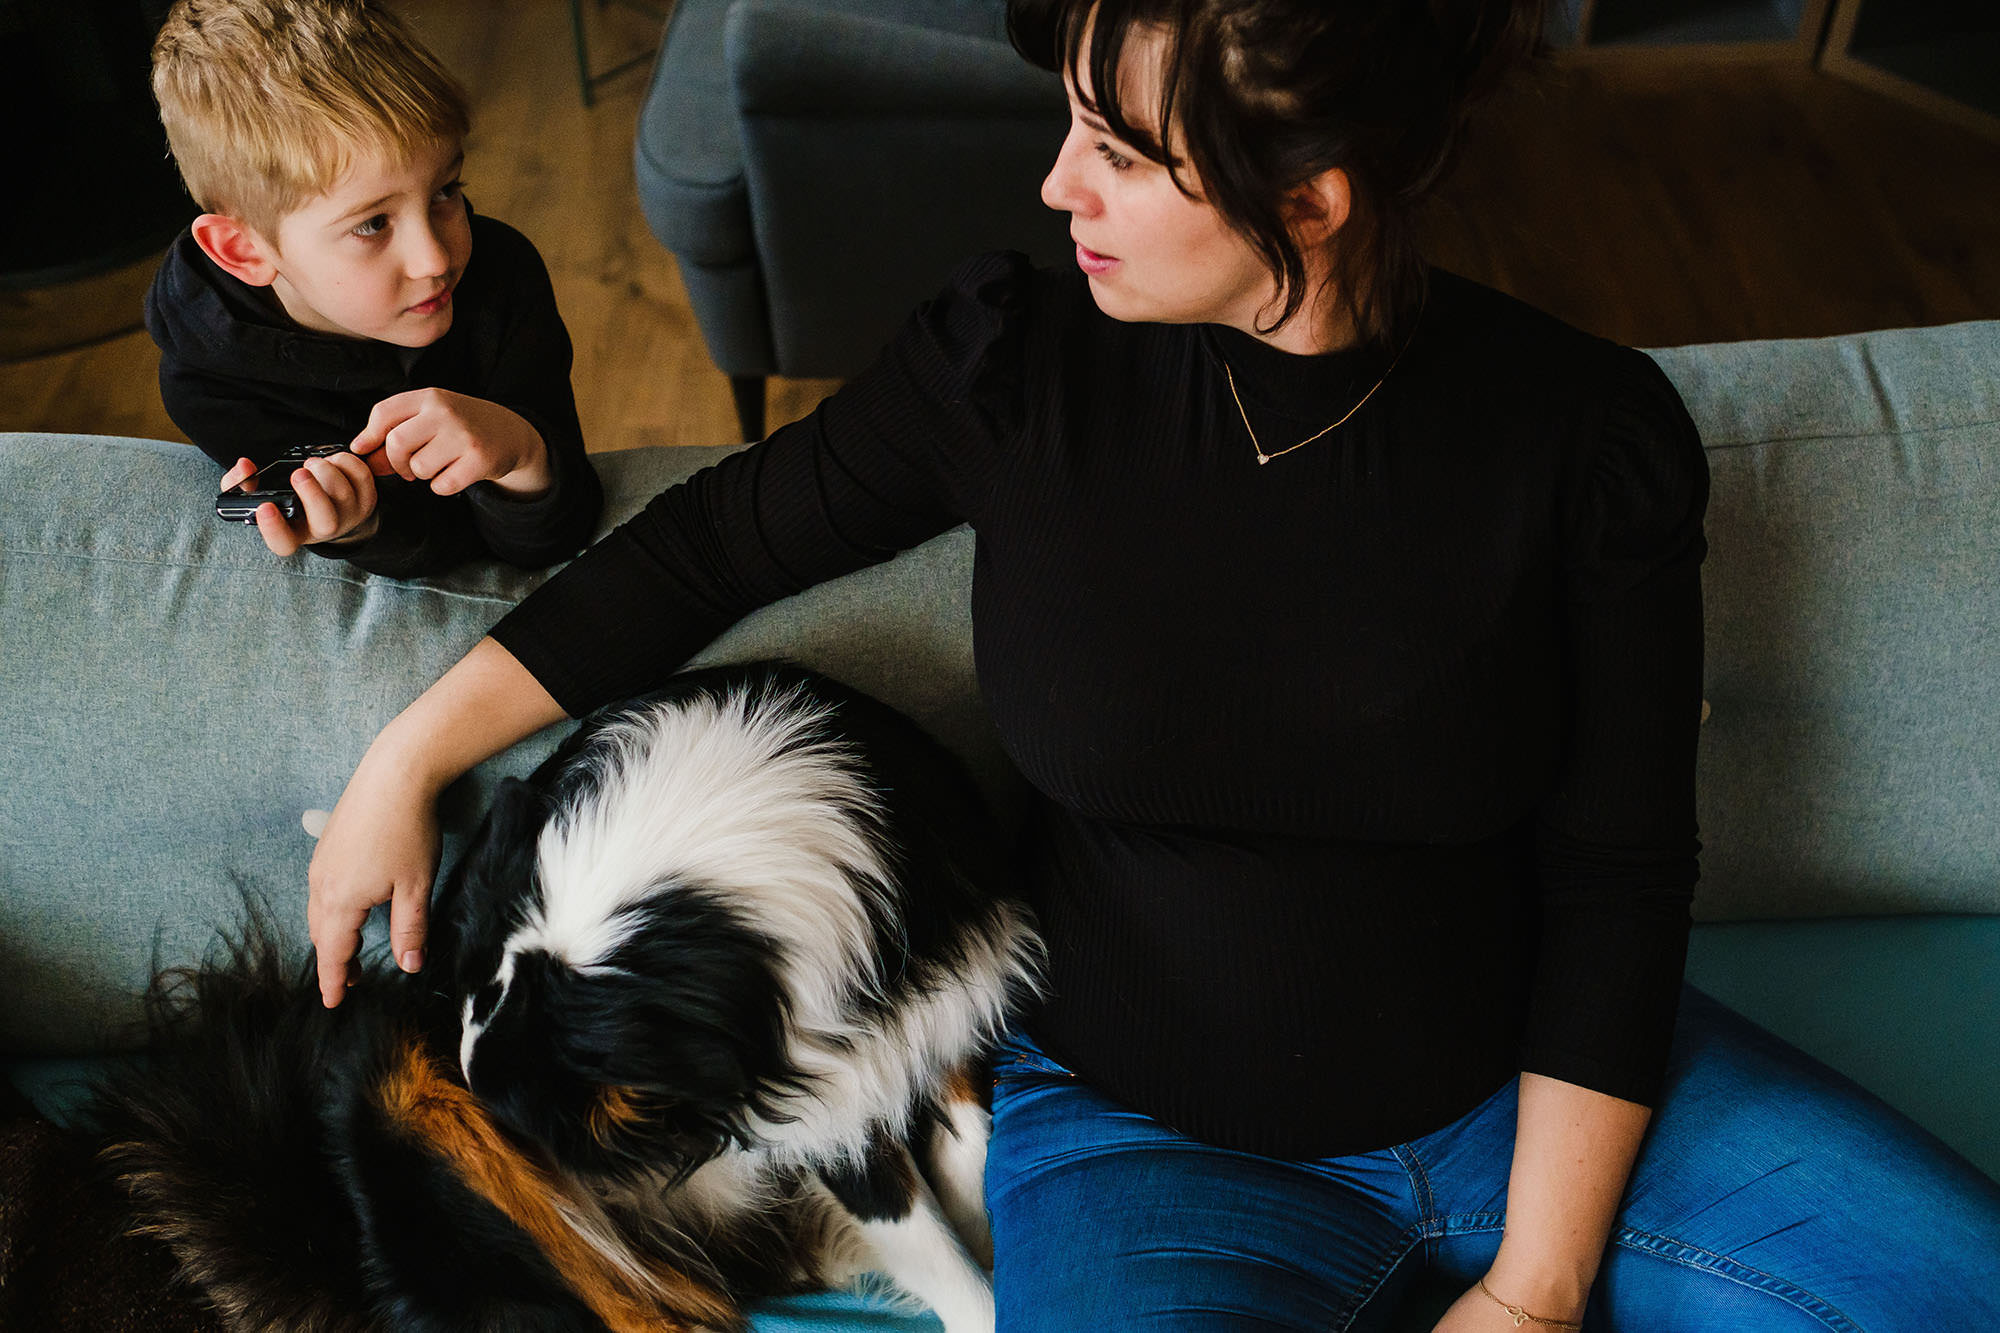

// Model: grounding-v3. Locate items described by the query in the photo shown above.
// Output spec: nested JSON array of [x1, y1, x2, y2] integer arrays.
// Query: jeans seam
[[1611, 1226, 1866, 1332], [1391, 1143, 1438, 1231], [1433, 1211, 1506, 1238], [1329, 1227, 1427, 1333], [1316, 1144, 1448, 1332]]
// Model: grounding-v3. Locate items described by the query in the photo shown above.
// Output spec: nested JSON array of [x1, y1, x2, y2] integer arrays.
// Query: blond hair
[[152, 0, 470, 236]]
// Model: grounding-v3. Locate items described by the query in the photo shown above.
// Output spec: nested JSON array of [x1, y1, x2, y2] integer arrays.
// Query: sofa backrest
[[1652, 319, 2000, 922], [2, 319, 1996, 1053]]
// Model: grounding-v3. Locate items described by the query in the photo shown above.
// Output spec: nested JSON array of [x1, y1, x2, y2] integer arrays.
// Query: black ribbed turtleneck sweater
[[492, 252, 1708, 1159]]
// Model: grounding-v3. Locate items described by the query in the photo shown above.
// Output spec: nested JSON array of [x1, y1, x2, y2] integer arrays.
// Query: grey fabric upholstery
[[1655, 320, 2000, 920], [633, 0, 1073, 424]]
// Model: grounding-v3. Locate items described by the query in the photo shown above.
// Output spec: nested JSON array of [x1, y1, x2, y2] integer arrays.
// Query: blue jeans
[[986, 987, 2000, 1331]]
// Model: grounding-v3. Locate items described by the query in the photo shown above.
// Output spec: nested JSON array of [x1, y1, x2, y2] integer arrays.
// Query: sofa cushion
[[1650, 319, 2000, 920], [1684, 915, 2000, 1183]]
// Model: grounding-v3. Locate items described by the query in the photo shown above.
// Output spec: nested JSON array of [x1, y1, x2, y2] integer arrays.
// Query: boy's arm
[[158, 357, 487, 577], [457, 223, 603, 567]]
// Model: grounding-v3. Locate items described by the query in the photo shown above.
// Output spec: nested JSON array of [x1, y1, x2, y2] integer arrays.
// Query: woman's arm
[[309, 254, 1036, 1007], [1434, 353, 1707, 1329], [1434, 1073, 1651, 1329], [307, 637, 564, 1007]]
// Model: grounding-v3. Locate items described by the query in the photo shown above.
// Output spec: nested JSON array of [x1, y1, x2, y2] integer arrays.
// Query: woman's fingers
[[388, 876, 430, 975], [308, 896, 369, 1008]]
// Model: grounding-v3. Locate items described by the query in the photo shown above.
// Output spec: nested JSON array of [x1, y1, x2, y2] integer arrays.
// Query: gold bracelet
[[1476, 1277, 1584, 1330]]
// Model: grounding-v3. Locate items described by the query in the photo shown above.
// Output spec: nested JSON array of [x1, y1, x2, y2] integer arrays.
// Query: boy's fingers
[[303, 456, 350, 506], [388, 878, 431, 974], [290, 467, 341, 541], [304, 456, 366, 521], [349, 392, 425, 457], [382, 416, 446, 481], [220, 456, 255, 489], [255, 501, 303, 555], [331, 447, 392, 486], [428, 455, 487, 496], [403, 437, 456, 482], [331, 450, 381, 511]]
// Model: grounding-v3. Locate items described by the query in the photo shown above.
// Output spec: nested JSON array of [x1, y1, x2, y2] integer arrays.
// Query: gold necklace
[[1222, 330, 1413, 466]]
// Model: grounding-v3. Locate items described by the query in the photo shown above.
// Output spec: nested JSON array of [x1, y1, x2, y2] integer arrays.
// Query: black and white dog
[[91, 663, 1041, 1332]]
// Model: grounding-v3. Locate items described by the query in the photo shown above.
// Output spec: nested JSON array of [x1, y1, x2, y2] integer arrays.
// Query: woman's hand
[[307, 737, 444, 1007], [304, 637, 567, 1007], [1431, 1071, 1649, 1333]]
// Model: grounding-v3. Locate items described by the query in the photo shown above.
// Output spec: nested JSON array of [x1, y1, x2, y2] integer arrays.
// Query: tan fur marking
[[941, 1063, 981, 1107], [589, 1085, 652, 1144], [377, 1040, 737, 1332]]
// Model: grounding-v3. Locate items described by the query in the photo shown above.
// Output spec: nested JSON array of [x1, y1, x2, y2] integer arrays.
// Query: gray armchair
[[633, 0, 1073, 440]]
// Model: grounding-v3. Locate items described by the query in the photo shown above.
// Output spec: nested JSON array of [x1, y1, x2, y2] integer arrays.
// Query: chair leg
[[730, 374, 767, 442], [569, 0, 594, 108]]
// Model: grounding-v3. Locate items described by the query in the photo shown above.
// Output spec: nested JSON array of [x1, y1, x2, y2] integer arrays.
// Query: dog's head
[[438, 775, 800, 1183]]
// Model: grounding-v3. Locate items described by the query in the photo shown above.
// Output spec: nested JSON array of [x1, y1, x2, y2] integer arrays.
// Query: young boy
[[144, 0, 601, 578]]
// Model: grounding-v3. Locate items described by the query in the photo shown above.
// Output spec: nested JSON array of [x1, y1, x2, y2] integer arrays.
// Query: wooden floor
[[3, 0, 1997, 452]]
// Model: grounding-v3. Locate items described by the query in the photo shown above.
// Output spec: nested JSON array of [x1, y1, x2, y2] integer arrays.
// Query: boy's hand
[[349, 387, 553, 499], [220, 453, 381, 555]]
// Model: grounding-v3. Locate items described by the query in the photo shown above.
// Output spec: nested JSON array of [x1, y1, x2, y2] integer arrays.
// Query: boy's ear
[[190, 213, 281, 287], [1284, 167, 1352, 247]]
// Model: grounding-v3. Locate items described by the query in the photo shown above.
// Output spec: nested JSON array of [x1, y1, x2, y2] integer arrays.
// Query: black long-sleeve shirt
[[145, 210, 602, 578], [493, 252, 1708, 1159]]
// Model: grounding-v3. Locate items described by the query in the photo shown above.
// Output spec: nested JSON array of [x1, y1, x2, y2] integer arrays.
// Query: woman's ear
[[190, 213, 281, 287], [1286, 167, 1352, 246]]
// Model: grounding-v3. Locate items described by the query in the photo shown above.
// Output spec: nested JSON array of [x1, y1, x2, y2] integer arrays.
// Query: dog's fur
[[88, 663, 1041, 1332]]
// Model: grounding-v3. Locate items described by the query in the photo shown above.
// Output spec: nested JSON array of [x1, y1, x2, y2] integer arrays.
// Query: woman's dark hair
[[1009, 0, 1547, 346]]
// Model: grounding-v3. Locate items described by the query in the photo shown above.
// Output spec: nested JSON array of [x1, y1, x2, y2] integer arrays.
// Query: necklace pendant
[[1256, 453, 1271, 465]]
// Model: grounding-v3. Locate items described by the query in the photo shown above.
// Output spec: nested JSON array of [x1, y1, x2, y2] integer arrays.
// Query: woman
[[309, 1, 2000, 1327]]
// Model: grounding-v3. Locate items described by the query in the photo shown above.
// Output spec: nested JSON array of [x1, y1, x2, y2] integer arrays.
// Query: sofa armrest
[[722, 6, 1069, 375], [728, 4, 1060, 115]]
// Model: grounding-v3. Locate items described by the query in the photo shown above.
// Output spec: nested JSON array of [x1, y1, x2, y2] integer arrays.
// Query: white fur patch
[[752, 900, 1039, 1168], [459, 951, 517, 1084], [511, 685, 896, 1019], [852, 1182, 994, 1333], [929, 1096, 994, 1269]]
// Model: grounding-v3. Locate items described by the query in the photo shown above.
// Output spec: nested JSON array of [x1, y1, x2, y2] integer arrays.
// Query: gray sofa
[[633, 0, 1071, 439], [3, 317, 1996, 1328]]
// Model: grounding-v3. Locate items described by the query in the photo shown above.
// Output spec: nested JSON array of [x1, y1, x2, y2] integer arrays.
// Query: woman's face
[[1039, 26, 1285, 337]]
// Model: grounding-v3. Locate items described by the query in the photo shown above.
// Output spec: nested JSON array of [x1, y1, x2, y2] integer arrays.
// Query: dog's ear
[[434, 778, 547, 969], [477, 777, 549, 865]]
